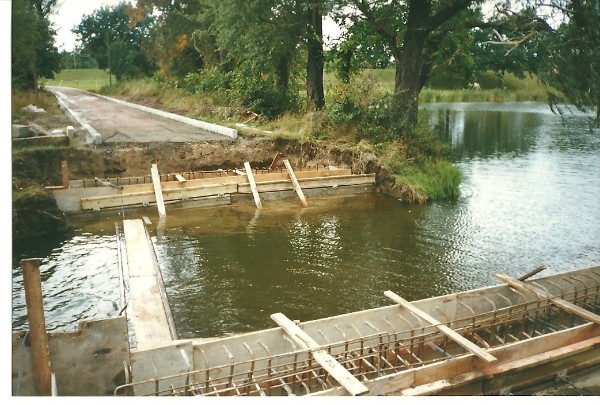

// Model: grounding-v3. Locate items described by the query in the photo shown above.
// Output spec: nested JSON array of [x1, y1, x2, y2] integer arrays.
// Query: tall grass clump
[[378, 121, 462, 201], [11, 90, 60, 119]]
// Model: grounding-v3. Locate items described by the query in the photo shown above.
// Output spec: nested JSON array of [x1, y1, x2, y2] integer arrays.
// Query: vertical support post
[[61, 160, 69, 189], [244, 162, 262, 209], [283, 159, 308, 208], [21, 259, 53, 396], [151, 164, 166, 217], [269, 152, 283, 171]]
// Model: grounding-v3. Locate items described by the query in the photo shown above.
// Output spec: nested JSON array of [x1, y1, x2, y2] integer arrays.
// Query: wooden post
[[61, 160, 69, 189], [269, 152, 283, 171], [151, 164, 166, 217], [283, 159, 308, 208], [518, 264, 548, 281], [21, 259, 53, 396], [244, 162, 262, 209]]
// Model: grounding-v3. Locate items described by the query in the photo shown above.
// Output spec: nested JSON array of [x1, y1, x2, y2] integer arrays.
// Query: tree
[[131, 0, 214, 79], [470, 1, 599, 125], [215, 0, 329, 111], [73, 2, 156, 81], [535, 0, 600, 125], [345, 0, 481, 133], [306, 0, 326, 111], [11, 0, 60, 90]]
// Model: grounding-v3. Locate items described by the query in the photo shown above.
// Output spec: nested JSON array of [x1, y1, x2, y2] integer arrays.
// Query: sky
[[50, 0, 136, 51]]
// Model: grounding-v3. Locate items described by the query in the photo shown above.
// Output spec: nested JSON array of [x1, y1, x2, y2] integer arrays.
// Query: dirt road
[[48, 86, 235, 143]]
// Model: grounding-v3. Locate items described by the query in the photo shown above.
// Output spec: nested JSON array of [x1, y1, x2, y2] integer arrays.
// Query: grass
[[377, 125, 463, 203], [11, 89, 66, 122], [43, 68, 116, 91]]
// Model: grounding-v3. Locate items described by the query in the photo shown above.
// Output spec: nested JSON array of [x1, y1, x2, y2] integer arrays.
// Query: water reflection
[[427, 102, 548, 159]]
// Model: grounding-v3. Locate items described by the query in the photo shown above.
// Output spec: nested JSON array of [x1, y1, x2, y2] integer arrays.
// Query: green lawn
[[43, 69, 116, 91]]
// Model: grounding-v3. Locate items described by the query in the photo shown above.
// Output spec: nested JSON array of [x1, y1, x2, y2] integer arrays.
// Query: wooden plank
[[121, 176, 239, 193], [175, 173, 186, 183], [494, 274, 600, 325], [253, 169, 352, 183], [283, 159, 308, 208], [270, 312, 369, 396], [151, 164, 166, 217], [384, 290, 497, 363], [238, 174, 375, 194], [244, 162, 262, 209]]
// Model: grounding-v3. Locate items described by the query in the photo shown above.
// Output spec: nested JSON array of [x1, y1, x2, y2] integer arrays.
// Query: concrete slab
[[47, 86, 235, 143], [123, 219, 173, 351]]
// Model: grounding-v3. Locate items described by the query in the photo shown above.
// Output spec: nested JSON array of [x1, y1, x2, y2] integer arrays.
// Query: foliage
[[131, 0, 212, 80], [11, 0, 61, 90], [73, 2, 156, 81], [327, 17, 392, 83], [58, 49, 99, 70], [341, 0, 486, 132], [536, 1, 600, 124]]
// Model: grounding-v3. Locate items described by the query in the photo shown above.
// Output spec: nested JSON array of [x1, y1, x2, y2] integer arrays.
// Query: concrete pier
[[123, 219, 173, 351]]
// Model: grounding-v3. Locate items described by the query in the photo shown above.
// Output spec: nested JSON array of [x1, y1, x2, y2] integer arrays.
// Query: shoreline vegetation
[[32, 68, 548, 203]]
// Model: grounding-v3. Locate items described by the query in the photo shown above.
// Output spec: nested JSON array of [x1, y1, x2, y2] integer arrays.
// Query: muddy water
[[12, 102, 600, 338]]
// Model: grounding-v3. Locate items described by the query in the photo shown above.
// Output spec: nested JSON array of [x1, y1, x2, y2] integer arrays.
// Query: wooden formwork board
[[81, 184, 237, 210], [67, 168, 352, 190], [121, 176, 240, 194], [237, 174, 375, 194], [80, 174, 372, 211], [117, 169, 352, 194]]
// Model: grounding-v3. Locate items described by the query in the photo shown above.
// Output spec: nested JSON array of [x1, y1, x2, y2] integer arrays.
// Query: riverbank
[[11, 87, 464, 239]]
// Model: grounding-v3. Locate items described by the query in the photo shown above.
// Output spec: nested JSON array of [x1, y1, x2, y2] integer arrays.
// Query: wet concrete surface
[[48, 86, 232, 143]]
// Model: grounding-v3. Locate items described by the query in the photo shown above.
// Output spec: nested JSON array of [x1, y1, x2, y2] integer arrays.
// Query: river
[[11, 102, 600, 339]]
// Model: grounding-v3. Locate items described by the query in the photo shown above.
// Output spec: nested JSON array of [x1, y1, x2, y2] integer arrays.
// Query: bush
[[229, 70, 300, 119], [183, 67, 231, 104]]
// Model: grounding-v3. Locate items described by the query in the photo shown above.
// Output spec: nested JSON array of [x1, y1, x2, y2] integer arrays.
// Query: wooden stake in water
[[151, 164, 166, 217], [244, 162, 262, 209], [21, 259, 53, 396], [283, 159, 308, 208]]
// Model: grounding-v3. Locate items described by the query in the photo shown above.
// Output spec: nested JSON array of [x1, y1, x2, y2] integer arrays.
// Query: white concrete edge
[[93, 91, 238, 139], [48, 88, 103, 145]]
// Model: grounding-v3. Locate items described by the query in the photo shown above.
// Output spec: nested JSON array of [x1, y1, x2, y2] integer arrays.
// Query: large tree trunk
[[393, 1, 431, 129], [306, 0, 325, 111]]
